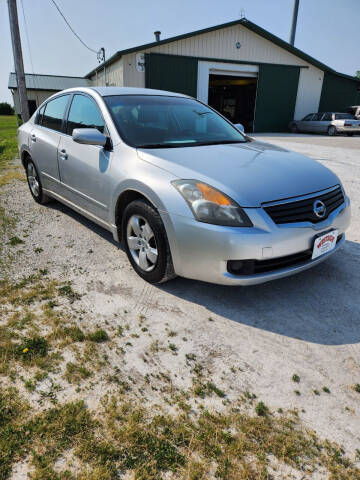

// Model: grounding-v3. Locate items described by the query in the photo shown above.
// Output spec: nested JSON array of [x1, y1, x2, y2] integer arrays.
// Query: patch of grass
[[7, 236, 24, 246], [193, 381, 226, 399], [255, 401, 269, 416], [353, 384, 360, 393], [64, 362, 92, 383], [323, 386, 331, 394], [58, 283, 81, 304], [1, 387, 360, 479], [61, 326, 85, 342], [88, 329, 109, 343], [16, 336, 49, 362], [0, 115, 18, 173], [168, 343, 178, 353], [292, 374, 300, 383]]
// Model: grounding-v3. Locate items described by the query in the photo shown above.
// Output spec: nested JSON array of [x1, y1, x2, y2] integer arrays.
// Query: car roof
[[53, 86, 189, 98], [90, 86, 188, 97]]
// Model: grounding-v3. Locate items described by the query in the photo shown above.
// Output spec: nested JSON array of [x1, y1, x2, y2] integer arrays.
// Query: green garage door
[[319, 72, 360, 112], [145, 53, 198, 97], [254, 64, 300, 132]]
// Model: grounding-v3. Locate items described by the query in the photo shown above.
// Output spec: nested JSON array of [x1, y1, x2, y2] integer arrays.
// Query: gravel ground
[[2, 133, 360, 465]]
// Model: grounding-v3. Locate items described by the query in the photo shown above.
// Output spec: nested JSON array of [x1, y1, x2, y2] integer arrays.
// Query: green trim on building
[[254, 64, 300, 132], [85, 18, 359, 83], [319, 72, 360, 112], [145, 53, 198, 97]]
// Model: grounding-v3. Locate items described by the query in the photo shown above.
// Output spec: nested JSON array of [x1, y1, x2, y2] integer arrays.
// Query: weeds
[[88, 329, 109, 343]]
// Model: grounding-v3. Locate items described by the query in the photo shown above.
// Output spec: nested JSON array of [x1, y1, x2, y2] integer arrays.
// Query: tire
[[328, 126, 337, 136], [122, 200, 176, 284], [347, 132, 354, 137], [25, 158, 51, 204], [290, 123, 298, 133]]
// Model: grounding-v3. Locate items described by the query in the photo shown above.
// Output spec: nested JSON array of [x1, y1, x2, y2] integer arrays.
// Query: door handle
[[60, 149, 68, 160], [31, 134, 36, 142]]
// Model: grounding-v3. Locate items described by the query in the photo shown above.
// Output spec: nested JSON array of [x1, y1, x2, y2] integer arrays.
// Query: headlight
[[172, 180, 252, 227]]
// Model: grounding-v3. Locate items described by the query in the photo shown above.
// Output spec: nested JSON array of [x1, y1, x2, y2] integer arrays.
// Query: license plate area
[[312, 229, 338, 260]]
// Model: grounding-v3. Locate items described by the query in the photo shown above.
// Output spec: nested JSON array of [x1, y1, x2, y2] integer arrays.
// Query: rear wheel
[[25, 159, 50, 204], [347, 132, 354, 137], [328, 126, 337, 136], [290, 123, 298, 133], [122, 200, 176, 284]]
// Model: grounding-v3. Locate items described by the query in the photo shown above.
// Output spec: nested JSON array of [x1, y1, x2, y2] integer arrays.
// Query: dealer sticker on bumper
[[312, 229, 338, 260]]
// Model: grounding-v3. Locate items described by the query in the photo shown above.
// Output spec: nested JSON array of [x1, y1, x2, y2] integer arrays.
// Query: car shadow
[[158, 240, 360, 346], [45, 200, 121, 248], [44, 199, 359, 347]]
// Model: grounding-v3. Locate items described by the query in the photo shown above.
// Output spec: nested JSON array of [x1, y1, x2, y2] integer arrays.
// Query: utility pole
[[8, 0, 29, 122], [290, 0, 300, 46]]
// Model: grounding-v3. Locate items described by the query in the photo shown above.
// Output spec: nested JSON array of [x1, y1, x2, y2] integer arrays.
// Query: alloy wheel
[[126, 215, 158, 272], [27, 162, 40, 197]]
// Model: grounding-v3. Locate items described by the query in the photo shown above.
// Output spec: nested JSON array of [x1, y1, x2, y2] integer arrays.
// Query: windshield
[[104, 95, 247, 148], [335, 113, 355, 120]]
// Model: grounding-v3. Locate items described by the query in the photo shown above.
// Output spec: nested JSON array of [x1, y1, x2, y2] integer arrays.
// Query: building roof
[[8, 73, 90, 91], [85, 17, 360, 83]]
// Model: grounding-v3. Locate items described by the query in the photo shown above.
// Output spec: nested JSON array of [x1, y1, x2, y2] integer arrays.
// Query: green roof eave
[[85, 18, 360, 83]]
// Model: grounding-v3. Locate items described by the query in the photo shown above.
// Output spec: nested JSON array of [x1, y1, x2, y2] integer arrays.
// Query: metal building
[[8, 73, 90, 116], [86, 18, 360, 132]]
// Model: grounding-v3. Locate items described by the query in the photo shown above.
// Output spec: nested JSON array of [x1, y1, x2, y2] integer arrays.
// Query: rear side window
[[66, 94, 105, 135], [322, 113, 333, 121], [313, 113, 324, 121], [302, 114, 314, 121], [335, 113, 355, 120], [35, 104, 45, 125], [42, 95, 69, 132]]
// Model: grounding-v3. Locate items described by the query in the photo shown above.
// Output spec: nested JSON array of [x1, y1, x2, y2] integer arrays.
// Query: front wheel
[[347, 132, 354, 137], [328, 126, 337, 136], [290, 123, 298, 133], [122, 200, 176, 284], [26, 159, 50, 204]]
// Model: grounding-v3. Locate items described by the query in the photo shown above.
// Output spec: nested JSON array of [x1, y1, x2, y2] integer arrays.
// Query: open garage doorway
[[208, 74, 257, 133]]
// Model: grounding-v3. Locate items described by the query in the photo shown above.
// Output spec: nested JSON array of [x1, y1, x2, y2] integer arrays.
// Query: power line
[[20, 0, 39, 106], [49, 0, 97, 54], [20, 0, 35, 73]]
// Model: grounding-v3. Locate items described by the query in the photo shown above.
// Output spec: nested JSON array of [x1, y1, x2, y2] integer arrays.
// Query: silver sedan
[[289, 112, 360, 136], [18, 87, 350, 285]]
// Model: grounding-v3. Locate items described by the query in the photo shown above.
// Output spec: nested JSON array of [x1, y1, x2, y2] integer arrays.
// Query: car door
[[57, 93, 113, 221], [297, 113, 314, 132], [321, 112, 333, 132], [310, 112, 324, 133], [29, 94, 70, 193]]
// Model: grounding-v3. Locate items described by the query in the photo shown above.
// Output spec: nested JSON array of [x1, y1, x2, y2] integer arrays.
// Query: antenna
[[239, 8, 245, 19]]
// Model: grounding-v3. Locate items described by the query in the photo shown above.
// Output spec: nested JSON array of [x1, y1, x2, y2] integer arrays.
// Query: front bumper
[[162, 196, 351, 286]]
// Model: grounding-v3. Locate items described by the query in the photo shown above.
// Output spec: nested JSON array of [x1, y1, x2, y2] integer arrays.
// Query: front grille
[[227, 234, 343, 276], [263, 186, 344, 225]]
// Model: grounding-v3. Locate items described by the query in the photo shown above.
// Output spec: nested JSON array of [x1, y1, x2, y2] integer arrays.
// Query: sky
[[1, 0, 359, 104]]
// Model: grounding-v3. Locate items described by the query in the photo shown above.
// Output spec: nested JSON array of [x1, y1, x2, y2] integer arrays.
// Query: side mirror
[[234, 123, 245, 133], [72, 128, 107, 147]]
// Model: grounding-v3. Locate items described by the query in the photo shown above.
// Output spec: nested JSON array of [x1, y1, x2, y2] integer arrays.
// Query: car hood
[[137, 140, 340, 207]]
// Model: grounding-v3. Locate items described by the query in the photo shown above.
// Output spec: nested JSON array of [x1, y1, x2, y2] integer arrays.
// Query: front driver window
[[66, 94, 105, 135]]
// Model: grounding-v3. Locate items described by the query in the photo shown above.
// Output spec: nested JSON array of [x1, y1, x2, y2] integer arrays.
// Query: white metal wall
[[294, 66, 324, 120], [92, 58, 124, 87]]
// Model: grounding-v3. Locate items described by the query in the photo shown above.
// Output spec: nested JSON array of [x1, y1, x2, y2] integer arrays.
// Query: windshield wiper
[[192, 140, 247, 146], [136, 143, 184, 149]]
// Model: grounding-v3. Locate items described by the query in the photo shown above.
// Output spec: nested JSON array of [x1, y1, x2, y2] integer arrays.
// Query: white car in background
[[289, 112, 360, 136]]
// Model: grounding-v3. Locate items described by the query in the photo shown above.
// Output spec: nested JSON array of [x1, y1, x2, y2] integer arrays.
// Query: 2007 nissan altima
[[18, 87, 351, 285]]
